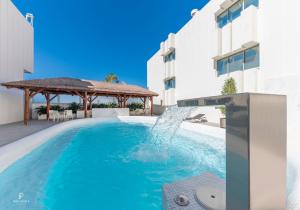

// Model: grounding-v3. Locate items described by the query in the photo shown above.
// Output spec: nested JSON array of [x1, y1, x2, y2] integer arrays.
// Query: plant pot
[[220, 117, 226, 128]]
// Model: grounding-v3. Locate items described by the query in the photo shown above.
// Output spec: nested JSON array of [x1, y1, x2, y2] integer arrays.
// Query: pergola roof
[[1, 77, 158, 97]]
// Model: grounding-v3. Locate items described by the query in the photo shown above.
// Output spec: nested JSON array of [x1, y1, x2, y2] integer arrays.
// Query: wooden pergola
[[1, 78, 158, 125]]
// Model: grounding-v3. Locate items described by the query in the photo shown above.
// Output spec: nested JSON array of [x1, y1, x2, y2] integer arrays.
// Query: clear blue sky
[[13, 0, 208, 88]]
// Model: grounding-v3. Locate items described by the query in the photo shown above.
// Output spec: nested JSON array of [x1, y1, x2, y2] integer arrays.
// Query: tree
[[221, 77, 237, 95], [104, 73, 119, 83], [220, 77, 237, 115]]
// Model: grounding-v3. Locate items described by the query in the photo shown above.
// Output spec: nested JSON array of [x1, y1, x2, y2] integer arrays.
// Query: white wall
[[0, 0, 34, 125], [147, 51, 164, 105], [92, 108, 130, 118]]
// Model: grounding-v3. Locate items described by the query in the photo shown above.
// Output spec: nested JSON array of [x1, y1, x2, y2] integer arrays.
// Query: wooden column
[[24, 88, 30, 125], [123, 96, 128, 108], [89, 96, 92, 111], [143, 97, 146, 111], [83, 92, 88, 118], [45, 93, 50, 120], [116, 97, 121, 108], [150, 96, 153, 116]]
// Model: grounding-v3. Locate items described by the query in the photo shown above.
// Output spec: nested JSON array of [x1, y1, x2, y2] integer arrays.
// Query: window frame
[[216, 45, 260, 76], [244, 46, 260, 70], [163, 51, 176, 63], [228, 0, 243, 22], [228, 51, 244, 73], [217, 58, 229, 76], [164, 78, 176, 90], [217, 10, 229, 28], [216, 0, 259, 28]]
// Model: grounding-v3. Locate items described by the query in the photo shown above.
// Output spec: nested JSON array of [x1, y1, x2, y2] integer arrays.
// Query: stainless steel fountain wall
[[177, 93, 286, 210]]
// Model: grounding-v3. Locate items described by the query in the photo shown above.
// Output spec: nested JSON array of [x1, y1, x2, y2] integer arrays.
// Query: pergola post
[[123, 96, 128, 108], [143, 97, 146, 112], [24, 88, 30, 125], [45, 93, 50, 120], [83, 91, 88, 118], [116, 96, 121, 108], [89, 96, 92, 111]]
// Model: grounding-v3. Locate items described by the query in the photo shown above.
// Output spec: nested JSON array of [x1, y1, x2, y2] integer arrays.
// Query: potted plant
[[219, 77, 237, 128]]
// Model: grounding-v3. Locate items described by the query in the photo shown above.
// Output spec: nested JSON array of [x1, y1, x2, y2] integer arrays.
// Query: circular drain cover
[[195, 186, 225, 210], [174, 194, 190, 206]]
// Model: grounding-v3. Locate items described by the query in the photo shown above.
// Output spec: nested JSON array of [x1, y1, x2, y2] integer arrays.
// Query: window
[[244, 0, 259, 9], [216, 45, 260, 76], [229, 52, 244, 72], [217, 0, 259, 28], [164, 51, 175, 63], [217, 58, 228, 75], [229, 1, 243, 22], [217, 11, 228, 28], [164, 78, 175, 90], [244, 46, 259, 69]]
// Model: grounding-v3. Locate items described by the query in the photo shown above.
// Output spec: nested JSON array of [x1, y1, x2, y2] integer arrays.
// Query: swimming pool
[[0, 117, 297, 209]]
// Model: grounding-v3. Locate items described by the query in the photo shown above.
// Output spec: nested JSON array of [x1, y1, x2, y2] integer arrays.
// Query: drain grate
[[174, 194, 190, 206]]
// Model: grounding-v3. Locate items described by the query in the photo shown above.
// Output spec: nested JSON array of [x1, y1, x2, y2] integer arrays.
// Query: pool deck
[[0, 120, 59, 147]]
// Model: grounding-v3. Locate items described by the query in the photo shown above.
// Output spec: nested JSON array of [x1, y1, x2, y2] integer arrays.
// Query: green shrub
[[67, 102, 83, 114], [51, 105, 64, 112], [128, 103, 144, 111], [35, 106, 47, 115], [219, 77, 237, 115], [92, 103, 118, 109], [221, 77, 237, 95]]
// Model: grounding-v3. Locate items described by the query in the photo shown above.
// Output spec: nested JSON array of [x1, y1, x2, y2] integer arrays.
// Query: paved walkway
[[0, 120, 59, 147]]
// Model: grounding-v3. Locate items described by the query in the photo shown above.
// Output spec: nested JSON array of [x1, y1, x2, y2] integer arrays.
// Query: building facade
[[147, 0, 300, 124], [0, 0, 34, 125]]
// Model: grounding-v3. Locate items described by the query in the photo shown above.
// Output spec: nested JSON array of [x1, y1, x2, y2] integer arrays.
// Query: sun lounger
[[185, 114, 207, 123]]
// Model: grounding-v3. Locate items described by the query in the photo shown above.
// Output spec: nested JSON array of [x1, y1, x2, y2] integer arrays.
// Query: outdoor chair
[[76, 110, 85, 119], [64, 110, 73, 120], [49, 110, 61, 122], [185, 114, 207, 123]]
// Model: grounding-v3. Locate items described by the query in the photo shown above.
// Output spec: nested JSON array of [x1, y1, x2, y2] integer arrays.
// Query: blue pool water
[[0, 121, 225, 210]]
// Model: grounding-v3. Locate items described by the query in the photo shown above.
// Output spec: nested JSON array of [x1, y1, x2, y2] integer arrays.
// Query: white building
[[0, 0, 34, 125], [147, 0, 300, 125]]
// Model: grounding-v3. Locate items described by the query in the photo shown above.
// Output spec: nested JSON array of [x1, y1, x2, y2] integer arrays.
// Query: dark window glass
[[164, 79, 176, 90], [163, 51, 175, 63], [229, 1, 243, 22], [217, 11, 228, 28], [217, 58, 228, 75], [244, 0, 259, 9], [244, 46, 259, 69], [229, 52, 244, 72]]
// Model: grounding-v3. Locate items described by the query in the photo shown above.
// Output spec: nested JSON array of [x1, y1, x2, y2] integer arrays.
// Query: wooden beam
[[24, 88, 30, 125], [50, 94, 58, 102], [91, 96, 98, 103], [74, 91, 84, 99], [29, 88, 44, 98], [83, 91, 88, 118]]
